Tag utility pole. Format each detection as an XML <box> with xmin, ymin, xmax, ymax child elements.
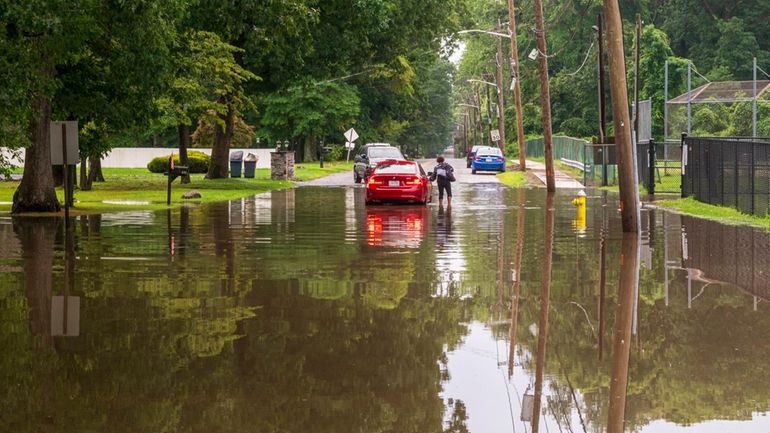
<box><xmin>604</xmin><ymin>0</ymin><xmax>640</xmax><ymax>233</ymax></box>
<box><xmin>634</xmin><ymin>14</ymin><xmax>641</xmax><ymax>139</ymax></box>
<box><xmin>495</xmin><ymin>24</ymin><xmax>507</xmax><ymax>153</ymax></box>
<box><xmin>463</xmin><ymin>107</ymin><xmax>469</xmax><ymax>156</ymax></box>
<box><xmin>506</xmin><ymin>0</ymin><xmax>526</xmax><ymax>170</ymax></box>
<box><xmin>596</xmin><ymin>14</ymin><xmax>607</xmax><ymax>142</ymax></box>
<box><xmin>533</xmin><ymin>0</ymin><xmax>555</xmax><ymax>191</ymax></box>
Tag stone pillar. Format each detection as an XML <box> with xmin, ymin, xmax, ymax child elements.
<box><xmin>271</xmin><ymin>151</ymin><xmax>295</xmax><ymax>180</ymax></box>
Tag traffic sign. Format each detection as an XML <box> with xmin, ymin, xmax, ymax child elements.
<box><xmin>344</xmin><ymin>127</ymin><xmax>359</xmax><ymax>143</ymax></box>
<box><xmin>345</xmin><ymin>141</ymin><xmax>354</xmax><ymax>149</ymax></box>
<box><xmin>490</xmin><ymin>129</ymin><xmax>501</xmax><ymax>142</ymax></box>
<box><xmin>50</xmin><ymin>121</ymin><xmax>79</xmax><ymax>165</ymax></box>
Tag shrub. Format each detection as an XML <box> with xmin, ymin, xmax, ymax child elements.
<box><xmin>326</xmin><ymin>143</ymin><xmax>345</xmax><ymax>161</ymax></box>
<box><xmin>147</xmin><ymin>150</ymin><xmax>211</xmax><ymax>173</ymax></box>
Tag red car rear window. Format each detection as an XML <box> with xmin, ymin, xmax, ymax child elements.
<box><xmin>374</xmin><ymin>163</ymin><xmax>417</xmax><ymax>174</ymax></box>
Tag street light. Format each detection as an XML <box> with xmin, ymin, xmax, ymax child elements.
<box><xmin>457</xmin><ymin>29</ymin><xmax>511</xmax><ymax>39</ymax></box>
<box><xmin>467</xmin><ymin>78</ymin><xmax>497</xmax><ymax>88</ymax></box>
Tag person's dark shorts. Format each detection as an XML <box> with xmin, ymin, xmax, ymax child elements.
<box><xmin>437</xmin><ymin>176</ymin><xmax>452</xmax><ymax>199</ymax></box>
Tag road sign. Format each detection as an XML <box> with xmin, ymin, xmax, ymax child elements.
<box><xmin>344</xmin><ymin>127</ymin><xmax>359</xmax><ymax>143</ymax></box>
<box><xmin>50</xmin><ymin>121</ymin><xmax>79</xmax><ymax>165</ymax></box>
<box><xmin>490</xmin><ymin>129</ymin><xmax>501</xmax><ymax>142</ymax></box>
<box><xmin>345</xmin><ymin>141</ymin><xmax>354</xmax><ymax>149</ymax></box>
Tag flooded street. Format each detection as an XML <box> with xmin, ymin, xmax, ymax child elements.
<box><xmin>3</xmin><ymin>183</ymin><xmax>770</xmax><ymax>432</ymax></box>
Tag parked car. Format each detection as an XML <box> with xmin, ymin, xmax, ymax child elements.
<box><xmin>471</xmin><ymin>146</ymin><xmax>505</xmax><ymax>173</ymax></box>
<box><xmin>353</xmin><ymin>143</ymin><xmax>405</xmax><ymax>183</ymax></box>
<box><xmin>365</xmin><ymin>159</ymin><xmax>432</xmax><ymax>205</ymax></box>
<box><xmin>466</xmin><ymin>145</ymin><xmax>485</xmax><ymax>168</ymax></box>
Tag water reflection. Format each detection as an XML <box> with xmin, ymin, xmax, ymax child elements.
<box><xmin>4</xmin><ymin>187</ymin><xmax>770</xmax><ymax>432</ymax></box>
<box><xmin>607</xmin><ymin>234</ymin><xmax>639</xmax><ymax>433</ymax></box>
<box><xmin>531</xmin><ymin>192</ymin><xmax>554</xmax><ymax>433</ymax></box>
<box><xmin>365</xmin><ymin>205</ymin><xmax>429</xmax><ymax>248</ymax></box>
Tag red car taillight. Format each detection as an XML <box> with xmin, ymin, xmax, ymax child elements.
<box><xmin>405</xmin><ymin>176</ymin><xmax>422</xmax><ymax>185</ymax></box>
<box><xmin>367</xmin><ymin>177</ymin><xmax>383</xmax><ymax>186</ymax></box>
<box><xmin>474</xmin><ymin>156</ymin><xmax>481</xmax><ymax>161</ymax></box>
<box><xmin>496</xmin><ymin>157</ymin><xmax>504</xmax><ymax>161</ymax></box>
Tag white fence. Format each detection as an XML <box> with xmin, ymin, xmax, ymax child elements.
<box><xmin>2</xmin><ymin>147</ymin><xmax>274</xmax><ymax>169</ymax></box>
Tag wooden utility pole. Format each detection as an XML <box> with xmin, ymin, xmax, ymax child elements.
<box><xmin>507</xmin><ymin>0</ymin><xmax>526</xmax><ymax>170</ymax></box>
<box><xmin>533</xmin><ymin>0</ymin><xmax>555</xmax><ymax>191</ymax></box>
<box><xmin>634</xmin><ymin>14</ymin><xmax>641</xmax><ymax>138</ymax></box>
<box><xmin>463</xmin><ymin>107</ymin><xmax>469</xmax><ymax>156</ymax></box>
<box><xmin>604</xmin><ymin>0</ymin><xmax>640</xmax><ymax>232</ymax></box>
<box><xmin>596</xmin><ymin>14</ymin><xmax>607</xmax><ymax>142</ymax></box>
<box><xmin>495</xmin><ymin>25</ymin><xmax>507</xmax><ymax>153</ymax></box>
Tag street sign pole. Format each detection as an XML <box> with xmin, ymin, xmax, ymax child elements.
<box><xmin>343</xmin><ymin>128</ymin><xmax>359</xmax><ymax>163</ymax></box>
<box><xmin>61</xmin><ymin>123</ymin><xmax>69</xmax><ymax>221</ymax></box>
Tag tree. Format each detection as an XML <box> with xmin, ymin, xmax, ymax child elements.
<box><xmin>260</xmin><ymin>82</ymin><xmax>360</xmax><ymax>162</ymax></box>
<box><xmin>5</xmin><ymin>0</ymin><xmax>184</xmax><ymax>212</ymax></box>
<box><xmin>156</xmin><ymin>30</ymin><xmax>258</xmax><ymax>181</ymax></box>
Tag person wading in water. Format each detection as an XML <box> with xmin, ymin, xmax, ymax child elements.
<box><xmin>430</xmin><ymin>156</ymin><xmax>455</xmax><ymax>207</ymax></box>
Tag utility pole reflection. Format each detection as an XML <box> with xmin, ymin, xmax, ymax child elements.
<box><xmin>531</xmin><ymin>192</ymin><xmax>554</xmax><ymax>433</ymax></box>
<box><xmin>607</xmin><ymin>233</ymin><xmax>640</xmax><ymax>433</ymax></box>
<box><xmin>508</xmin><ymin>188</ymin><xmax>525</xmax><ymax>377</ymax></box>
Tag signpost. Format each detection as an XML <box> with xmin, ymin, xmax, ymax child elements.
<box><xmin>50</xmin><ymin>121</ymin><xmax>78</xmax><ymax>214</ymax></box>
<box><xmin>344</xmin><ymin>127</ymin><xmax>359</xmax><ymax>162</ymax></box>
<box><xmin>491</xmin><ymin>129</ymin><xmax>501</xmax><ymax>144</ymax></box>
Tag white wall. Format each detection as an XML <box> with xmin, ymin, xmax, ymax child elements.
<box><xmin>3</xmin><ymin>147</ymin><xmax>275</xmax><ymax>169</ymax></box>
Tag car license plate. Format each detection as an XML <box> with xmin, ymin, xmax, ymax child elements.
<box><xmin>388</xmin><ymin>180</ymin><xmax>400</xmax><ymax>187</ymax></box>
<box><xmin>486</xmin><ymin>158</ymin><xmax>493</xmax><ymax>162</ymax></box>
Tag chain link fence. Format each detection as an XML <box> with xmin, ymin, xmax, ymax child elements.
<box><xmin>682</xmin><ymin>136</ymin><xmax>770</xmax><ymax>216</ymax></box>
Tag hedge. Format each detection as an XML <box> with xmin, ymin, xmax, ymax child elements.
<box><xmin>147</xmin><ymin>151</ymin><xmax>210</xmax><ymax>173</ymax></box>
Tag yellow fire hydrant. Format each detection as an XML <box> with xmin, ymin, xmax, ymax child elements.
<box><xmin>571</xmin><ymin>190</ymin><xmax>586</xmax><ymax>233</ymax></box>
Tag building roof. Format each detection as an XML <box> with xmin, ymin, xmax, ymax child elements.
<box><xmin>668</xmin><ymin>80</ymin><xmax>770</xmax><ymax>104</ymax></box>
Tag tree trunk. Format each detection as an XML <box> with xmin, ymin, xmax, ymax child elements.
<box><xmin>88</xmin><ymin>157</ymin><xmax>104</xmax><ymax>183</ymax></box>
<box><xmin>206</xmin><ymin>106</ymin><xmax>234</xmax><ymax>179</ymax></box>
<box><xmin>178</xmin><ymin>123</ymin><xmax>191</xmax><ymax>184</ymax></box>
<box><xmin>303</xmin><ymin>136</ymin><xmax>316</xmax><ymax>162</ymax></box>
<box><xmin>12</xmin><ymin>82</ymin><xmax>60</xmax><ymax>213</ymax></box>
<box><xmin>80</xmin><ymin>156</ymin><xmax>93</xmax><ymax>191</ymax></box>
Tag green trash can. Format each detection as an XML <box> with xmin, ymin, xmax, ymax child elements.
<box><xmin>243</xmin><ymin>153</ymin><xmax>257</xmax><ymax>178</ymax></box>
<box><xmin>230</xmin><ymin>151</ymin><xmax>243</xmax><ymax>178</ymax></box>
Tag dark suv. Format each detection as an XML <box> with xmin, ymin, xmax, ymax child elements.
<box><xmin>353</xmin><ymin>143</ymin><xmax>405</xmax><ymax>183</ymax></box>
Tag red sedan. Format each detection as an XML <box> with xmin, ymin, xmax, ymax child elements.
<box><xmin>365</xmin><ymin>159</ymin><xmax>432</xmax><ymax>205</ymax></box>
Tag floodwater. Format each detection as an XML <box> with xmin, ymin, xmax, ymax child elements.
<box><xmin>2</xmin><ymin>184</ymin><xmax>770</xmax><ymax>433</ymax></box>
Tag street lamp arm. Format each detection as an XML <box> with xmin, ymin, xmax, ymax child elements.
<box><xmin>467</xmin><ymin>78</ymin><xmax>497</xmax><ymax>87</ymax></box>
<box><xmin>458</xmin><ymin>29</ymin><xmax>511</xmax><ymax>39</ymax></box>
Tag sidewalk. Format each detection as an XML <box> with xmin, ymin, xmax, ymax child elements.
<box><xmin>525</xmin><ymin>159</ymin><xmax>585</xmax><ymax>189</ymax></box>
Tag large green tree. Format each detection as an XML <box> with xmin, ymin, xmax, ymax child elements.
<box><xmin>4</xmin><ymin>0</ymin><xmax>183</xmax><ymax>212</ymax></box>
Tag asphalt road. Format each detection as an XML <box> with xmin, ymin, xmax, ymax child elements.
<box><xmin>297</xmin><ymin>157</ymin><xmax>501</xmax><ymax>187</ymax></box>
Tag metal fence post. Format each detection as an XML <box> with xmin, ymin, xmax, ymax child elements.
<box><xmin>648</xmin><ymin>139</ymin><xmax>656</xmax><ymax>195</ymax></box>
<box><xmin>750</xmin><ymin>142</ymin><xmax>756</xmax><ymax>215</ymax></box>
<box><xmin>681</xmin><ymin>133</ymin><xmax>687</xmax><ymax>197</ymax></box>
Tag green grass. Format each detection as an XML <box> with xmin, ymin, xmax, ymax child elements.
<box><xmin>0</xmin><ymin>162</ymin><xmax>352</xmax><ymax>214</ymax></box>
<box><xmin>497</xmin><ymin>171</ymin><xmax>528</xmax><ymax>187</ymax></box>
<box><xmin>655</xmin><ymin>197</ymin><xmax>770</xmax><ymax>230</ymax></box>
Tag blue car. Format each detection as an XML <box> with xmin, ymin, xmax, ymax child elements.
<box><xmin>471</xmin><ymin>146</ymin><xmax>506</xmax><ymax>173</ymax></box>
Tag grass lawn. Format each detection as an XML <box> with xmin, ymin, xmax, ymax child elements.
<box><xmin>654</xmin><ymin>197</ymin><xmax>770</xmax><ymax>230</ymax></box>
<box><xmin>0</xmin><ymin>162</ymin><xmax>352</xmax><ymax>214</ymax></box>
<box><xmin>497</xmin><ymin>171</ymin><xmax>528</xmax><ymax>187</ymax></box>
